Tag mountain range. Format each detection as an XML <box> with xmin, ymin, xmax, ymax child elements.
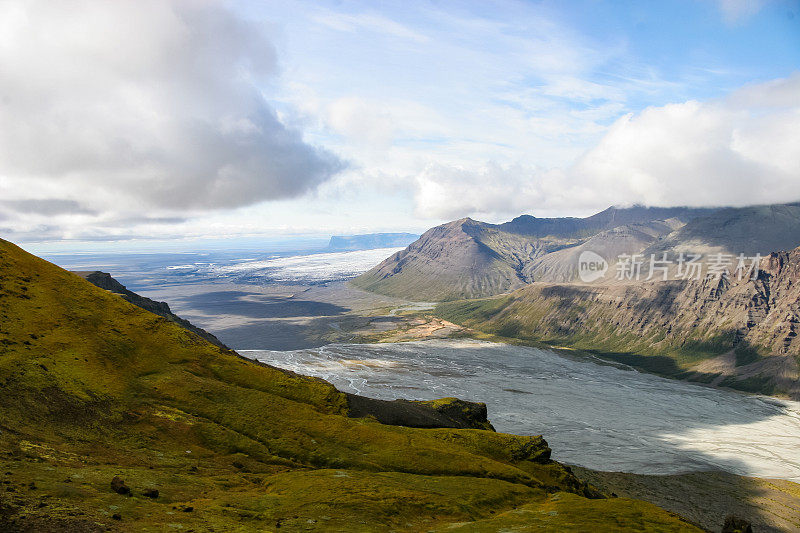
<box><xmin>352</xmin><ymin>205</ymin><xmax>729</xmax><ymax>300</ymax></box>
<box><xmin>354</xmin><ymin>203</ymin><xmax>800</xmax><ymax>301</ymax></box>
<box><xmin>354</xmin><ymin>202</ymin><xmax>800</xmax><ymax>399</ymax></box>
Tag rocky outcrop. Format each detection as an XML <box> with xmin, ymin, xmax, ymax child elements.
<box><xmin>346</xmin><ymin>394</ymin><xmax>495</xmax><ymax>430</ymax></box>
<box><xmin>73</xmin><ymin>270</ymin><xmax>228</xmax><ymax>349</ymax></box>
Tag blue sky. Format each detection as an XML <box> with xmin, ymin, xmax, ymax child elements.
<box><xmin>1</xmin><ymin>0</ymin><xmax>799</xmax><ymax>249</ymax></box>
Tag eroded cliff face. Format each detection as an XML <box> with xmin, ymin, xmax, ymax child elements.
<box><xmin>437</xmin><ymin>249</ymin><xmax>800</xmax><ymax>398</ymax></box>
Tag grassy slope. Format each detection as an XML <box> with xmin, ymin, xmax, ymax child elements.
<box><xmin>0</xmin><ymin>239</ymin><xmax>699</xmax><ymax>532</ymax></box>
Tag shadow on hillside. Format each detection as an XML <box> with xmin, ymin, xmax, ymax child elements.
<box><xmin>571</xmin><ymin>467</ymin><xmax>799</xmax><ymax>533</ymax></box>
<box><xmin>180</xmin><ymin>291</ymin><xmax>348</xmax><ymax>319</ymax></box>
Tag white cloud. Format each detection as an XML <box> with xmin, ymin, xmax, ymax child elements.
<box><xmin>3</xmin><ymin>1</ymin><xmax>795</xmax><ymax>244</ymax></box>
<box><xmin>326</xmin><ymin>97</ymin><xmax>397</xmax><ymax>147</ymax></box>
<box><xmin>0</xmin><ymin>0</ymin><xmax>342</xmax><ymax>233</ymax></box>
<box><xmin>715</xmin><ymin>0</ymin><xmax>768</xmax><ymax>25</ymax></box>
<box><xmin>313</xmin><ymin>11</ymin><xmax>429</xmax><ymax>43</ymax></box>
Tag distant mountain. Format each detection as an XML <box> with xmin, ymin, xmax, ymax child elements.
<box><xmin>327</xmin><ymin>232</ymin><xmax>418</xmax><ymax>251</ymax></box>
<box><xmin>585</xmin><ymin>202</ymin><xmax>800</xmax><ymax>284</ymax></box>
<box><xmin>499</xmin><ymin>205</ymin><xmax>717</xmax><ymax>239</ymax></box>
<box><xmin>352</xmin><ymin>218</ymin><xmax>555</xmax><ymax>301</ymax></box>
<box><xmin>644</xmin><ymin>202</ymin><xmax>800</xmax><ymax>257</ymax></box>
<box><xmin>372</xmin><ymin>201</ymin><xmax>800</xmax><ymax>399</ymax></box>
<box><xmin>353</xmin><ymin>205</ymin><xmax>716</xmax><ymax>300</ymax></box>
<box><xmin>73</xmin><ymin>270</ymin><xmax>228</xmax><ymax>348</ymax></box>
<box><xmin>530</xmin><ymin>220</ymin><xmax>683</xmax><ymax>283</ymax></box>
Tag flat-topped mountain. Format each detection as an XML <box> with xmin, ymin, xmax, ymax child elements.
<box><xmin>499</xmin><ymin>205</ymin><xmax>717</xmax><ymax>238</ymax></box>
<box><xmin>644</xmin><ymin>202</ymin><xmax>800</xmax><ymax>257</ymax></box>
<box><xmin>0</xmin><ymin>238</ymin><xmax>698</xmax><ymax>531</ymax></box>
<box><xmin>327</xmin><ymin>232</ymin><xmax>418</xmax><ymax>251</ymax></box>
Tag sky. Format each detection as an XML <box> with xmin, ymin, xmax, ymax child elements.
<box><xmin>1</xmin><ymin>0</ymin><xmax>799</xmax><ymax>249</ymax></box>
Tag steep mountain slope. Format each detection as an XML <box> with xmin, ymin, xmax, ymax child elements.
<box><xmin>352</xmin><ymin>218</ymin><xmax>552</xmax><ymax>301</ymax></box>
<box><xmin>437</xmin><ymin>249</ymin><xmax>800</xmax><ymax>399</ymax></box>
<box><xmin>356</xmin><ymin>203</ymin><xmax>800</xmax><ymax>301</ymax></box>
<box><xmin>74</xmin><ymin>270</ymin><xmax>228</xmax><ymax>348</ymax></box>
<box><xmin>354</xmin><ymin>206</ymin><xmax>715</xmax><ymax>301</ymax></box>
<box><xmin>0</xmin><ymin>238</ymin><xmax>698</xmax><ymax>531</ymax></box>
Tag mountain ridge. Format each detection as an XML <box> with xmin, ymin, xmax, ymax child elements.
<box><xmin>353</xmin><ymin>204</ymin><xmax>727</xmax><ymax>300</ymax></box>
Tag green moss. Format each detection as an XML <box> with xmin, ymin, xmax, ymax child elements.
<box><xmin>734</xmin><ymin>343</ymin><xmax>764</xmax><ymax>366</ymax></box>
<box><xmin>718</xmin><ymin>374</ymin><xmax>776</xmax><ymax>395</ymax></box>
<box><xmin>431</xmin><ymin>492</ymin><xmax>700</xmax><ymax>532</ymax></box>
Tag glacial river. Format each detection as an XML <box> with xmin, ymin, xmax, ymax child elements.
<box><xmin>243</xmin><ymin>339</ymin><xmax>800</xmax><ymax>481</ymax></box>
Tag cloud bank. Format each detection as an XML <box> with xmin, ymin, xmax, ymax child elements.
<box><xmin>414</xmin><ymin>74</ymin><xmax>800</xmax><ymax>220</ymax></box>
<box><xmin>0</xmin><ymin>0</ymin><xmax>342</xmax><ymax>227</ymax></box>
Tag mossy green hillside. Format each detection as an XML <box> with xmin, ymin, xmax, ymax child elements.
<box><xmin>0</xmin><ymin>239</ymin><xmax>699</xmax><ymax>531</ymax></box>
